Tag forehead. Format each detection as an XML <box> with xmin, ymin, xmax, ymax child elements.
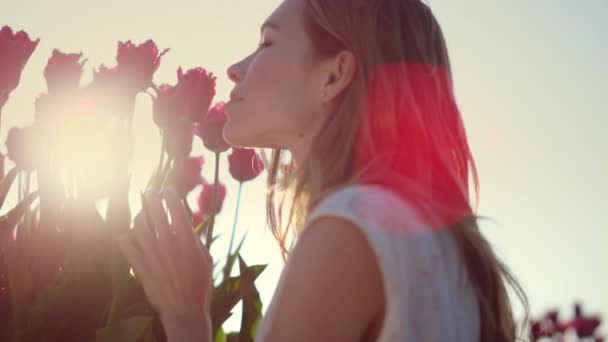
<box><xmin>265</xmin><ymin>0</ymin><xmax>305</xmax><ymax>30</ymax></box>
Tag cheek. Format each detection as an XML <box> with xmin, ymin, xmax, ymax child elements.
<box><xmin>224</xmin><ymin>50</ymin><xmax>318</xmax><ymax>147</ymax></box>
<box><xmin>248</xmin><ymin>52</ymin><xmax>296</xmax><ymax>106</ymax></box>
<box><xmin>248</xmin><ymin>51</ymin><xmax>313</xmax><ymax>120</ymax></box>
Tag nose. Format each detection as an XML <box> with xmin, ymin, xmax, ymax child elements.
<box><xmin>226</xmin><ymin>62</ymin><xmax>243</xmax><ymax>83</ymax></box>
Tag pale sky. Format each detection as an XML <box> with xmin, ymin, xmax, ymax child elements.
<box><xmin>1</xmin><ymin>0</ymin><xmax>606</xmax><ymax>335</ymax></box>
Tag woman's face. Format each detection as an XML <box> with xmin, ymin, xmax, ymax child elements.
<box><xmin>223</xmin><ymin>0</ymin><xmax>327</xmax><ymax>161</ymax></box>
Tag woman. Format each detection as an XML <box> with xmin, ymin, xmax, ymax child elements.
<box><xmin>118</xmin><ymin>0</ymin><xmax>530</xmax><ymax>340</ymax></box>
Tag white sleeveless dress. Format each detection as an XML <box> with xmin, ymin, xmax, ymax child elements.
<box><xmin>256</xmin><ymin>184</ymin><xmax>480</xmax><ymax>341</ymax></box>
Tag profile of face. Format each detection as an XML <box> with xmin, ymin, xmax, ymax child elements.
<box><xmin>224</xmin><ymin>0</ymin><xmax>355</xmax><ymax>162</ymax></box>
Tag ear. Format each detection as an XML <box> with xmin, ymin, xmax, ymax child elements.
<box><xmin>320</xmin><ymin>50</ymin><xmax>357</xmax><ymax>102</ymax></box>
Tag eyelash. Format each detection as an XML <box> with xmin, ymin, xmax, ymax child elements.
<box><xmin>257</xmin><ymin>41</ymin><xmax>272</xmax><ymax>50</ymax></box>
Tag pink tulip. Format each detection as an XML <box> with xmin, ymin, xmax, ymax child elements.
<box><xmin>165</xmin><ymin>117</ymin><xmax>195</xmax><ymax>159</ymax></box>
<box><xmin>176</xmin><ymin>66</ymin><xmax>216</xmax><ymax>123</ymax></box>
<box><xmin>5</xmin><ymin>126</ymin><xmax>38</xmax><ymax>170</ymax></box>
<box><xmin>192</xmin><ymin>211</ymin><xmax>206</xmax><ymax>229</ymax></box>
<box><xmin>153</xmin><ymin>83</ymin><xmax>183</xmax><ymax>128</ymax></box>
<box><xmin>167</xmin><ymin>156</ymin><xmax>204</xmax><ymax>197</ymax></box>
<box><xmin>195</xmin><ymin>102</ymin><xmax>231</xmax><ymax>153</ymax></box>
<box><xmin>43</xmin><ymin>49</ymin><xmax>86</xmax><ymax>95</ymax></box>
<box><xmin>197</xmin><ymin>182</ymin><xmax>226</xmax><ymax>216</ymax></box>
<box><xmin>86</xmin><ymin>64</ymin><xmax>136</xmax><ymax>116</ymax></box>
<box><xmin>0</xmin><ymin>25</ymin><xmax>39</xmax><ymax>109</ymax></box>
<box><xmin>228</xmin><ymin>147</ymin><xmax>265</xmax><ymax>182</ymax></box>
<box><xmin>116</xmin><ymin>39</ymin><xmax>168</xmax><ymax>92</ymax></box>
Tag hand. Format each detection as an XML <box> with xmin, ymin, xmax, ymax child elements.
<box><xmin>117</xmin><ymin>188</ymin><xmax>213</xmax><ymax>325</ymax></box>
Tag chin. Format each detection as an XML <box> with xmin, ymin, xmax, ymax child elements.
<box><xmin>223</xmin><ymin>122</ymin><xmax>258</xmax><ymax>148</ymax></box>
<box><xmin>224</xmin><ymin>116</ymin><xmax>290</xmax><ymax>150</ymax></box>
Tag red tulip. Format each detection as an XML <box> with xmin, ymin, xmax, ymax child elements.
<box><xmin>575</xmin><ymin>302</ymin><xmax>583</xmax><ymax>318</ymax></box>
<box><xmin>0</xmin><ymin>91</ymin><xmax>8</xmax><ymax>110</ymax></box>
<box><xmin>228</xmin><ymin>146</ymin><xmax>265</xmax><ymax>182</ymax></box>
<box><xmin>87</xmin><ymin>64</ymin><xmax>136</xmax><ymax>116</ymax></box>
<box><xmin>192</xmin><ymin>211</ymin><xmax>206</xmax><ymax>229</ymax></box>
<box><xmin>570</xmin><ymin>302</ymin><xmax>603</xmax><ymax>338</ymax></box>
<box><xmin>167</xmin><ymin>156</ymin><xmax>204</xmax><ymax>197</ymax></box>
<box><xmin>153</xmin><ymin>83</ymin><xmax>183</xmax><ymax>128</ymax></box>
<box><xmin>545</xmin><ymin>310</ymin><xmax>559</xmax><ymax>325</ymax></box>
<box><xmin>116</xmin><ymin>39</ymin><xmax>169</xmax><ymax>92</ymax></box>
<box><xmin>554</xmin><ymin>322</ymin><xmax>570</xmax><ymax>334</ymax></box>
<box><xmin>5</xmin><ymin>126</ymin><xmax>38</xmax><ymax>170</ymax></box>
<box><xmin>43</xmin><ymin>49</ymin><xmax>86</xmax><ymax>95</ymax></box>
<box><xmin>176</xmin><ymin>67</ymin><xmax>217</xmax><ymax>123</ymax></box>
<box><xmin>572</xmin><ymin>316</ymin><xmax>602</xmax><ymax>338</ymax></box>
<box><xmin>195</xmin><ymin>102</ymin><xmax>230</xmax><ymax>153</ymax></box>
<box><xmin>530</xmin><ymin>319</ymin><xmax>554</xmax><ymax>341</ymax></box>
<box><xmin>165</xmin><ymin>117</ymin><xmax>195</xmax><ymax>159</ymax></box>
<box><xmin>197</xmin><ymin>182</ymin><xmax>226</xmax><ymax>216</ymax></box>
<box><xmin>0</xmin><ymin>25</ymin><xmax>39</xmax><ymax>108</ymax></box>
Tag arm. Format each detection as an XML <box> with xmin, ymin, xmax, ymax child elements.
<box><xmin>161</xmin><ymin>216</ymin><xmax>385</xmax><ymax>342</ymax></box>
<box><xmin>256</xmin><ymin>216</ymin><xmax>385</xmax><ymax>342</ymax></box>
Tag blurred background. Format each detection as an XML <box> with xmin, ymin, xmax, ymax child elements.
<box><xmin>1</xmin><ymin>0</ymin><xmax>606</xmax><ymax>335</ymax></box>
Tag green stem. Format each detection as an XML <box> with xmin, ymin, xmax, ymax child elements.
<box><xmin>183</xmin><ymin>197</ymin><xmax>193</xmax><ymax>222</ymax></box>
<box><xmin>18</xmin><ymin>172</ymin><xmax>22</xmax><ymax>202</ymax></box>
<box><xmin>226</xmin><ymin>182</ymin><xmax>242</xmax><ymax>266</ymax></box>
<box><xmin>107</xmin><ymin>125</ymin><xmax>133</xmax><ymax>326</ymax></box>
<box><xmin>24</xmin><ymin>171</ymin><xmax>30</xmax><ymax>228</ymax></box>
<box><xmin>156</xmin><ymin>129</ymin><xmax>166</xmax><ymax>188</ymax></box>
<box><xmin>205</xmin><ymin>152</ymin><xmax>220</xmax><ymax>250</ymax></box>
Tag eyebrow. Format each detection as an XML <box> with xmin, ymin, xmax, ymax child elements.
<box><xmin>260</xmin><ymin>20</ymin><xmax>280</xmax><ymax>34</ymax></box>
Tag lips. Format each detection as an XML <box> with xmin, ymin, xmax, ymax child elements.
<box><xmin>229</xmin><ymin>92</ymin><xmax>244</xmax><ymax>102</ymax></box>
<box><xmin>225</xmin><ymin>99</ymin><xmax>240</xmax><ymax>113</ymax></box>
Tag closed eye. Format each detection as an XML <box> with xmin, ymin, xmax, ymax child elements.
<box><xmin>257</xmin><ymin>41</ymin><xmax>272</xmax><ymax>50</ymax></box>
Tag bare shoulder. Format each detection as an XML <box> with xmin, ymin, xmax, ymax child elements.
<box><xmin>257</xmin><ymin>216</ymin><xmax>385</xmax><ymax>342</ymax></box>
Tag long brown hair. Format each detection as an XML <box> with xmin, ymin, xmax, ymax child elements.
<box><xmin>265</xmin><ymin>0</ymin><xmax>530</xmax><ymax>340</ymax></box>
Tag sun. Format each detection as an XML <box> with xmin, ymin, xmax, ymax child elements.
<box><xmin>32</xmin><ymin>95</ymin><xmax>134</xmax><ymax>200</ymax></box>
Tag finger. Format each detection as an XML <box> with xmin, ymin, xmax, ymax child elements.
<box><xmin>166</xmin><ymin>188</ymin><xmax>214</xmax><ymax>278</ymax></box>
<box><xmin>144</xmin><ymin>190</ymin><xmax>176</xmax><ymax>248</ymax></box>
<box><xmin>142</xmin><ymin>191</ymin><xmax>182</xmax><ymax>287</ymax></box>
<box><xmin>118</xmin><ymin>232</ymin><xmax>162</xmax><ymax>310</ymax></box>
<box><xmin>118</xmin><ymin>231</ymin><xmax>153</xmax><ymax>285</ymax></box>
<box><xmin>132</xmin><ymin>211</ymin><xmax>165</xmax><ymax>276</ymax></box>
<box><xmin>163</xmin><ymin>188</ymin><xmax>201</xmax><ymax>256</ymax></box>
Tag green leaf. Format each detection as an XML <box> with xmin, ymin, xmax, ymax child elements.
<box><xmin>108</xmin><ymin>274</ymin><xmax>155</xmax><ymax>321</ymax></box>
<box><xmin>238</xmin><ymin>257</ymin><xmax>264</xmax><ymax>342</ymax></box>
<box><xmin>0</xmin><ymin>167</ymin><xmax>21</xmax><ymax>211</ymax></box>
<box><xmin>222</xmin><ymin>232</ymin><xmax>248</xmax><ymax>280</ymax></box>
<box><xmin>0</xmin><ymin>191</ymin><xmax>39</xmax><ymax>242</ymax></box>
<box><xmin>22</xmin><ymin>269</ymin><xmax>71</xmax><ymax>341</ymax></box>
<box><xmin>94</xmin><ymin>316</ymin><xmax>154</xmax><ymax>342</ymax></box>
<box><xmin>226</xmin><ymin>331</ymin><xmax>240</xmax><ymax>342</ymax></box>
<box><xmin>214</xmin><ymin>327</ymin><xmax>226</xmax><ymax>342</ymax></box>
<box><xmin>209</xmin><ymin>260</ymin><xmax>267</xmax><ymax>339</ymax></box>
<box><xmin>238</xmin><ymin>259</ymin><xmax>267</xmax><ymax>287</ymax></box>
<box><xmin>194</xmin><ymin>218</ymin><xmax>208</xmax><ymax>237</ymax></box>
<box><xmin>210</xmin><ymin>275</ymin><xmax>242</xmax><ymax>336</ymax></box>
